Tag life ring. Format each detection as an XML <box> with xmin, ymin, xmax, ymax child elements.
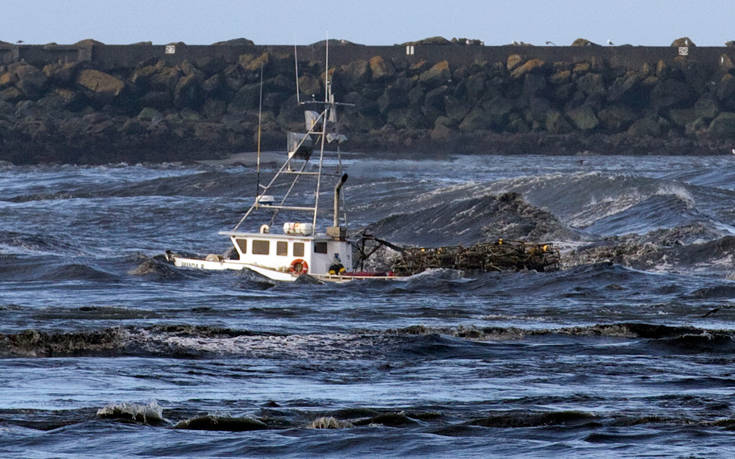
<box><xmin>289</xmin><ymin>258</ymin><xmax>309</xmax><ymax>275</ymax></box>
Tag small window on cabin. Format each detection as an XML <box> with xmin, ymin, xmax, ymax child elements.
<box><xmin>293</xmin><ymin>242</ymin><xmax>305</xmax><ymax>257</ymax></box>
<box><xmin>252</xmin><ymin>240</ymin><xmax>270</xmax><ymax>255</ymax></box>
<box><xmin>235</xmin><ymin>238</ymin><xmax>248</xmax><ymax>254</ymax></box>
<box><xmin>314</xmin><ymin>242</ymin><xmax>328</xmax><ymax>254</ymax></box>
<box><xmin>276</xmin><ymin>241</ymin><xmax>288</xmax><ymax>256</ymax></box>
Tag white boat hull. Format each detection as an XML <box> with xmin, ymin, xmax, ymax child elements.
<box><xmin>170</xmin><ymin>255</ymin><xmax>405</xmax><ymax>283</ymax></box>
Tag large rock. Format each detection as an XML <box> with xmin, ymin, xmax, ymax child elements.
<box><xmin>173</xmin><ymin>73</ymin><xmax>203</xmax><ymax>109</ymax></box>
<box><xmin>510</xmin><ymin>59</ymin><xmax>544</xmax><ymax>79</ymax></box>
<box><xmin>76</xmin><ymin>69</ymin><xmax>125</xmax><ymax>103</ymax></box>
<box><xmin>549</xmin><ymin>69</ymin><xmax>571</xmax><ymax>85</ymax></box>
<box><xmin>0</xmin><ymin>71</ymin><xmax>17</xmax><ymax>89</ymax></box>
<box><xmin>369</xmin><ymin>56</ymin><xmax>394</xmax><ymax>80</ymax></box>
<box><xmin>707</xmin><ymin>112</ymin><xmax>735</xmax><ymax>138</ymax></box>
<box><xmin>0</xmin><ymin>86</ymin><xmax>24</xmax><ymax>103</ymax></box>
<box><xmin>378</xmin><ymin>80</ymin><xmax>410</xmax><ymax>113</ymax></box>
<box><xmin>650</xmin><ymin>78</ymin><xmax>693</xmax><ymax>110</ymax></box>
<box><xmin>419</xmin><ymin>61</ymin><xmax>451</xmax><ymax>87</ymax></box>
<box><xmin>627</xmin><ymin>115</ymin><xmax>667</xmax><ymax>137</ymax></box>
<box><xmin>670</xmin><ymin>37</ymin><xmax>695</xmax><ymax>47</ymax></box>
<box><xmin>238</xmin><ymin>52</ymin><xmax>269</xmax><ymax>72</ymax></box>
<box><xmin>42</xmin><ymin>62</ymin><xmax>80</xmax><ymax>85</ymax></box>
<box><xmin>597</xmin><ymin>105</ymin><xmax>637</xmax><ymax>131</ymax></box>
<box><xmin>566</xmin><ymin>104</ymin><xmax>599</xmax><ymax>130</ymax></box>
<box><xmin>694</xmin><ymin>95</ymin><xmax>719</xmax><ymax>119</ymax></box>
<box><xmin>522</xmin><ymin>73</ymin><xmax>546</xmax><ymax>97</ymax></box>
<box><xmin>212</xmin><ymin>38</ymin><xmax>255</xmax><ymax>46</ymax></box>
<box><xmin>506</xmin><ymin>54</ymin><xmax>523</xmax><ymax>71</ymax></box>
<box><xmin>459</xmin><ymin>107</ymin><xmax>493</xmax><ymax>131</ymax></box>
<box><xmin>576</xmin><ymin>73</ymin><xmax>605</xmax><ymax>97</ymax></box>
<box><xmin>465</xmin><ymin>72</ymin><xmax>487</xmax><ymax>100</ymax></box>
<box><xmin>340</xmin><ymin>60</ymin><xmax>370</xmax><ymax>84</ymax></box>
<box><xmin>668</xmin><ymin>108</ymin><xmax>696</xmax><ymax>128</ymax></box>
<box><xmin>150</xmin><ymin>66</ymin><xmax>181</xmax><ymax>93</ymax></box>
<box><xmin>228</xmin><ymin>83</ymin><xmax>260</xmax><ymax>113</ymax></box>
<box><xmin>571</xmin><ymin>38</ymin><xmax>598</xmax><ymax>47</ymax></box>
<box><xmin>14</xmin><ymin>64</ymin><xmax>48</xmax><ymax>99</ymax></box>
<box><xmin>716</xmin><ymin>74</ymin><xmax>735</xmax><ymax>104</ymax></box>
<box><xmin>545</xmin><ymin>110</ymin><xmax>572</xmax><ymax>134</ymax></box>
<box><xmin>607</xmin><ymin>72</ymin><xmax>642</xmax><ymax>102</ymax></box>
<box><xmin>480</xmin><ymin>96</ymin><xmax>514</xmax><ymax>127</ymax></box>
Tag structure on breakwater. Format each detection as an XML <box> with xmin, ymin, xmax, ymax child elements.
<box><xmin>2</xmin><ymin>38</ymin><xmax>735</xmax><ymax>163</ymax></box>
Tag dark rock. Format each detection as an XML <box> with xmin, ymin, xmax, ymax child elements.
<box><xmin>419</xmin><ymin>61</ymin><xmax>451</xmax><ymax>87</ymax></box>
<box><xmin>627</xmin><ymin>115</ymin><xmax>667</xmax><ymax>137</ymax></box>
<box><xmin>369</xmin><ymin>56</ymin><xmax>394</xmax><ymax>80</ymax></box>
<box><xmin>668</xmin><ymin>108</ymin><xmax>696</xmax><ymax>128</ymax></box>
<box><xmin>0</xmin><ymin>86</ymin><xmax>24</xmax><ymax>103</ymax></box>
<box><xmin>130</xmin><ymin>64</ymin><xmax>158</xmax><ymax>90</ymax></box>
<box><xmin>650</xmin><ymin>78</ymin><xmax>693</xmax><ymax>110</ymax></box>
<box><xmin>708</xmin><ymin>112</ymin><xmax>735</xmax><ymax>138</ymax></box>
<box><xmin>511</xmin><ymin>59</ymin><xmax>544</xmax><ymax>79</ymax></box>
<box><xmin>297</xmin><ymin>74</ymin><xmax>321</xmax><ymax>98</ymax></box>
<box><xmin>238</xmin><ymin>52</ymin><xmax>269</xmax><ymax>72</ymax></box>
<box><xmin>527</xmin><ymin>97</ymin><xmax>551</xmax><ymax>122</ymax></box>
<box><xmin>407</xmin><ymin>85</ymin><xmax>425</xmax><ymax>106</ymax></box>
<box><xmin>340</xmin><ymin>60</ymin><xmax>370</xmax><ymax>84</ymax></box>
<box><xmin>173</xmin><ymin>73</ymin><xmax>203</xmax><ymax>109</ymax></box>
<box><xmin>522</xmin><ymin>73</ymin><xmax>546</xmax><ymax>97</ymax></box>
<box><xmin>139</xmin><ymin>91</ymin><xmax>172</xmax><ymax>110</ymax></box>
<box><xmin>378</xmin><ymin>84</ymin><xmax>409</xmax><ymax>114</ymax></box>
<box><xmin>42</xmin><ymin>62</ymin><xmax>81</xmax><ymax>85</ymax></box>
<box><xmin>576</xmin><ymin>73</ymin><xmax>605</xmax><ymax>97</ymax></box>
<box><xmin>566</xmin><ymin>105</ymin><xmax>599</xmax><ymax>130</ymax></box>
<box><xmin>670</xmin><ymin>37</ymin><xmax>695</xmax><ymax>47</ymax></box>
<box><xmin>545</xmin><ymin>110</ymin><xmax>572</xmax><ymax>134</ymax></box>
<box><xmin>598</xmin><ymin>105</ymin><xmax>637</xmax><ymax>131</ymax></box>
<box><xmin>607</xmin><ymin>72</ymin><xmax>642</xmax><ymax>102</ymax></box>
<box><xmin>481</xmin><ymin>96</ymin><xmax>514</xmax><ymax>127</ymax></box>
<box><xmin>402</xmin><ymin>36</ymin><xmax>451</xmax><ymax>46</ymax></box>
<box><xmin>694</xmin><ymin>95</ymin><xmax>719</xmax><ymax>119</ymax></box>
<box><xmin>228</xmin><ymin>83</ymin><xmax>260</xmax><ymax>113</ymax></box>
<box><xmin>716</xmin><ymin>74</ymin><xmax>735</xmax><ymax>105</ymax></box>
<box><xmin>571</xmin><ymin>38</ymin><xmax>599</xmax><ymax>47</ymax></box>
<box><xmin>149</xmin><ymin>66</ymin><xmax>181</xmax><ymax>93</ymax></box>
<box><xmin>137</xmin><ymin>107</ymin><xmax>163</xmax><ymax>121</ymax></box>
<box><xmin>465</xmin><ymin>72</ymin><xmax>486</xmax><ymax>99</ymax></box>
<box><xmin>0</xmin><ymin>71</ymin><xmax>18</xmax><ymax>88</ymax></box>
<box><xmin>549</xmin><ymin>69</ymin><xmax>571</xmax><ymax>85</ymax></box>
<box><xmin>421</xmin><ymin>85</ymin><xmax>446</xmax><ymax>119</ymax></box>
<box><xmin>459</xmin><ymin>107</ymin><xmax>492</xmax><ymax>131</ymax></box>
<box><xmin>14</xmin><ymin>64</ymin><xmax>48</xmax><ymax>99</ymax></box>
<box><xmin>212</xmin><ymin>38</ymin><xmax>255</xmax><ymax>46</ymax></box>
<box><xmin>572</xmin><ymin>62</ymin><xmax>591</xmax><ymax>75</ymax></box>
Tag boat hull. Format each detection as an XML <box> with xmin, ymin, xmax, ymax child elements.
<box><xmin>170</xmin><ymin>255</ymin><xmax>405</xmax><ymax>283</ymax></box>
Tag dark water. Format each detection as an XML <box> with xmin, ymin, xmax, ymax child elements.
<box><xmin>2</xmin><ymin>154</ymin><xmax>735</xmax><ymax>457</ymax></box>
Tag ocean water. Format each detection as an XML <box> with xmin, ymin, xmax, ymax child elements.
<box><xmin>1</xmin><ymin>154</ymin><xmax>735</xmax><ymax>457</ymax></box>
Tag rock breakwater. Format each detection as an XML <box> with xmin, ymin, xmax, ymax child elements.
<box><xmin>2</xmin><ymin>38</ymin><xmax>735</xmax><ymax>163</ymax></box>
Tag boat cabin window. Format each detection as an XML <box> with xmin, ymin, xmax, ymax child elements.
<box><xmin>276</xmin><ymin>241</ymin><xmax>288</xmax><ymax>256</ymax></box>
<box><xmin>293</xmin><ymin>242</ymin><xmax>304</xmax><ymax>257</ymax></box>
<box><xmin>314</xmin><ymin>241</ymin><xmax>328</xmax><ymax>254</ymax></box>
<box><xmin>235</xmin><ymin>238</ymin><xmax>247</xmax><ymax>254</ymax></box>
<box><xmin>252</xmin><ymin>240</ymin><xmax>270</xmax><ymax>255</ymax></box>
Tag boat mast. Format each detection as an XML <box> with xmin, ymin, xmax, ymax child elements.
<box><xmin>311</xmin><ymin>36</ymin><xmax>329</xmax><ymax>230</ymax></box>
<box><xmin>255</xmin><ymin>64</ymin><xmax>263</xmax><ymax>198</ymax></box>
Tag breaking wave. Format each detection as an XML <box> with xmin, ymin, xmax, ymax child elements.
<box><xmin>3</xmin><ymin>322</ymin><xmax>735</xmax><ymax>359</ymax></box>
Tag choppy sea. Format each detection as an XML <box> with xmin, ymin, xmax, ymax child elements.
<box><xmin>2</xmin><ymin>153</ymin><xmax>735</xmax><ymax>457</ymax></box>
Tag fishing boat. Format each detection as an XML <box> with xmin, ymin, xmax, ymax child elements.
<box><xmin>166</xmin><ymin>47</ymin><xmax>402</xmax><ymax>283</ymax></box>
